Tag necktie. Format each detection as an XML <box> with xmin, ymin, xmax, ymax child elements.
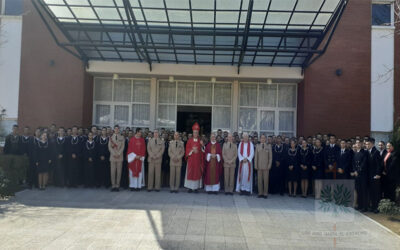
<box><xmin>115</xmin><ymin>135</ymin><xmax>117</xmax><ymax>141</ymax></box>
<box><xmin>230</xmin><ymin>142</ymin><xmax>231</xmax><ymax>149</ymax></box>
<box><xmin>262</xmin><ymin>144</ymin><xmax>264</xmax><ymax>149</ymax></box>
<box><xmin>155</xmin><ymin>139</ymin><xmax>157</xmax><ymax>144</ymax></box>
<box><xmin>176</xmin><ymin>141</ymin><xmax>177</xmax><ymax>147</ymax></box>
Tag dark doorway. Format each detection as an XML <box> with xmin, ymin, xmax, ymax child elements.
<box><xmin>177</xmin><ymin>106</ymin><xmax>211</xmax><ymax>134</ymax></box>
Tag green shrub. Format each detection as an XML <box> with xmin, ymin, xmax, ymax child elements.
<box><xmin>0</xmin><ymin>154</ymin><xmax>28</xmax><ymax>197</ymax></box>
<box><xmin>378</xmin><ymin>199</ymin><xmax>400</xmax><ymax>216</ymax></box>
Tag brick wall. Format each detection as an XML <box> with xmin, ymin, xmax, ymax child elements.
<box><xmin>298</xmin><ymin>0</ymin><xmax>371</xmax><ymax>138</ymax></box>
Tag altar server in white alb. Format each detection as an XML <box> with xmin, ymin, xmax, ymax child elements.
<box><xmin>236</xmin><ymin>132</ymin><xmax>254</xmax><ymax>194</ymax></box>
<box><xmin>127</xmin><ymin>128</ymin><xmax>146</xmax><ymax>191</ymax></box>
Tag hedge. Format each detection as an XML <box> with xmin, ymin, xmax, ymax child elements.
<box><xmin>0</xmin><ymin>154</ymin><xmax>28</xmax><ymax>197</ymax></box>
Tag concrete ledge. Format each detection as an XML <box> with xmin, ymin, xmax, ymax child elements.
<box><xmin>87</xmin><ymin>61</ymin><xmax>303</xmax><ymax>83</ymax></box>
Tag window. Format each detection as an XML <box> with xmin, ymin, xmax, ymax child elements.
<box><xmin>239</xmin><ymin>82</ymin><xmax>297</xmax><ymax>136</ymax></box>
<box><xmin>3</xmin><ymin>0</ymin><xmax>23</xmax><ymax>16</ymax></box>
<box><xmin>372</xmin><ymin>3</ymin><xmax>392</xmax><ymax>26</ymax></box>
<box><xmin>93</xmin><ymin>78</ymin><xmax>150</xmax><ymax>128</ymax></box>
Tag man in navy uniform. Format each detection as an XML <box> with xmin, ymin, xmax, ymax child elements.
<box><xmin>336</xmin><ymin>139</ymin><xmax>352</xmax><ymax>179</ymax></box>
<box><xmin>366</xmin><ymin>138</ymin><xmax>382</xmax><ymax>213</ymax></box>
<box><xmin>270</xmin><ymin>136</ymin><xmax>286</xmax><ymax>195</ymax></box>
<box><xmin>351</xmin><ymin>140</ymin><xmax>368</xmax><ymax>212</ymax></box>
<box><xmin>324</xmin><ymin>134</ymin><xmax>340</xmax><ymax>179</ymax></box>
<box><xmin>4</xmin><ymin>124</ymin><xmax>22</xmax><ymax>155</ymax></box>
<box><xmin>65</xmin><ymin>126</ymin><xmax>82</xmax><ymax>187</ymax></box>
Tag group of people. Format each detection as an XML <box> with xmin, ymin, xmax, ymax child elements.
<box><xmin>2</xmin><ymin>122</ymin><xmax>399</xmax><ymax>213</ymax></box>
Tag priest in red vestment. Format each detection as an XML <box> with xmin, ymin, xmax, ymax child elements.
<box><xmin>127</xmin><ymin>128</ymin><xmax>146</xmax><ymax>191</ymax></box>
<box><xmin>184</xmin><ymin>122</ymin><xmax>204</xmax><ymax>192</ymax></box>
<box><xmin>204</xmin><ymin>133</ymin><xmax>222</xmax><ymax>194</ymax></box>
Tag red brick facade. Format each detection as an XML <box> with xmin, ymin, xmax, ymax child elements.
<box><xmin>18</xmin><ymin>0</ymin><xmax>93</xmax><ymax>129</ymax></box>
<box><xmin>297</xmin><ymin>0</ymin><xmax>371</xmax><ymax>138</ymax></box>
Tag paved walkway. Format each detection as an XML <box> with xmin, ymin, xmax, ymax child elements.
<box><xmin>1</xmin><ymin>188</ymin><xmax>399</xmax><ymax>250</ymax></box>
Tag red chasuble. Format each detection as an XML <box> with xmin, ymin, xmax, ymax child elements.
<box><xmin>185</xmin><ymin>138</ymin><xmax>203</xmax><ymax>181</ymax></box>
<box><xmin>127</xmin><ymin>136</ymin><xmax>146</xmax><ymax>177</ymax></box>
<box><xmin>204</xmin><ymin>142</ymin><xmax>222</xmax><ymax>186</ymax></box>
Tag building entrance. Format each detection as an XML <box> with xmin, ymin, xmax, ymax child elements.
<box><xmin>176</xmin><ymin>106</ymin><xmax>211</xmax><ymax>134</ymax></box>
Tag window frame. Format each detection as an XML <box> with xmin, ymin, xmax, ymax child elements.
<box><xmin>371</xmin><ymin>1</ymin><xmax>395</xmax><ymax>28</ymax></box>
<box><xmin>239</xmin><ymin>82</ymin><xmax>297</xmax><ymax>136</ymax></box>
<box><xmin>92</xmin><ymin>77</ymin><xmax>151</xmax><ymax>128</ymax></box>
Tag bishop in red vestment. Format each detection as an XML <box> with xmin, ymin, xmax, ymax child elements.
<box><xmin>184</xmin><ymin>122</ymin><xmax>204</xmax><ymax>192</ymax></box>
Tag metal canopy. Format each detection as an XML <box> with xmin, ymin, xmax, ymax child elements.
<box><xmin>34</xmin><ymin>0</ymin><xmax>348</xmax><ymax>72</ymax></box>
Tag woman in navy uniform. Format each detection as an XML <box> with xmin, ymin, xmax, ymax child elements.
<box><xmin>34</xmin><ymin>132</ymin><xmax>52</xmax><ymax>190</ymax></box>
<box><xmin>299</xmin><ymin>140</ymin><xmax>312</xmax><ymax>198</ymax></box>
<box><xmin>311</xmin><ymin>139</ymin><xmax>325</xmax><ymax>199</ymax></box>
<box><xmin>382</xmin><ymin>142</ymin><xmax>399</xmax><ymax>201</ymax></box>
<box><xmin>286</xmin><ymin>140</ymin><xmax>300</xmax><ymax>197</ymax></box>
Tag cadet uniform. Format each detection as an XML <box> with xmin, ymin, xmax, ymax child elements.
<box><xmin>367</xmin><ymin>147</ymin><xmax>382</xmax><ymax>212</ymax></box>
<box><xmin>254</xmin><ymin>142</ymin><xmax>272</xmax><ymax>197</ymax></box>
<box><xmin>147</xmin><ymin>138</ymin><xmax>165</xmax><ymax>191</ymax></box>
<box><xmin>270</xmin><ymin>144</ymin><xmax>286</xmax><ymax>195</ymax></box>
<box><xmin>353</xmin><ymin>149</ymin><xmax>368</xmax><ymax>211</ymax></box>
<box><xmin>222</xmin><ymin>141</ymin><xmax>237</xmax><ymax>194</ymax></box>
<box><xmin>4</xmin><ymin>134</ymin><xmax>21</xmax><ymax>155</ymax></box>
<box><xmin>108</xmin><ymin>133</ymin><xmax>125</xmax><ymax>190</ymax></box>
<box><xmin>53</xmin><ymin>136</ymin><xmax>66</xmax><ymax>187</ymax></box>
<box><xmin>168</xmin><ymin>139</ymin><xmax>185</xmax><ymax>191</ymax></box>
<box><xmin>324</xmin><ymin>144</ymin><xmax>340</xmax><ymax>179</ymax></box>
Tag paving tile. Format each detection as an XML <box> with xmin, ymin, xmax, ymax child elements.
<box><xmin>0</xmin><ymin>187</ymin><xmax>400</xmax><ymax>250</ymax></box>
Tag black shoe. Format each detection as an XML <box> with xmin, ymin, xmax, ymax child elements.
<box><xmin>374</xmin><ymin>209</ymin><xmax>379</xmax><ymax>214</ymax></box>
<box><xmin>263</xmin><ymin>195</ymin><xmax>268</xmax><ymax>199</ymax></box>
<box><xmin>214</xmin><ymin>191</ymin><xmax>218</xmax><ymax>195</ymax></box>
<box><xmin>155</xmin><ymin>190</ymin><xmax>160</xmax><ymax>192</ymax></box>
<box><xmin>147</xmin><ymin>189</ymin><xmax>152</xmax><ymax>192</ymax></box>
<box><xmin>225</xmin><ymin>192</ymin><xmax>229</xmax><ymax>195</ymax></box>
<box><xmin>130</xmin><ymin>188</ymin><xmax>135</xmax><ymax>191</ymax></box>
<box><xmin>207</xmin><ymin>191</ymin><xmax>212</xmax><ymax>194</ymax></box>
<box><xmin>170</xmin><ymin>190</ymin><xmax>174</xmax><ymax>193</ymax></box>
<box><xmin>188</xmin><ymin>189</ymin><xmax>193</xmax><ymax>193</ymax></box>
<box><xmin>240</xmin><ymin>191</ymin><xmax>244</xmax><ymax>196</ymax></box>
<box><xmin>257</xmin><ymin>195</ymin><xmax>263</xmax><ymax>198</ymax></box>
<box><xmin>111</xmin><ymin>188</ymin><xmax>115</xmax><ymax>192</ymax></box>
<box><xmin>116</xmin><ymin>188</ymin><xmax>120</xmax><ymax>192</ymax></box>
<box><xmin>194</xmin><ymin>189</ymin><xmax>198</xmax><ymax>193</ymax></box>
